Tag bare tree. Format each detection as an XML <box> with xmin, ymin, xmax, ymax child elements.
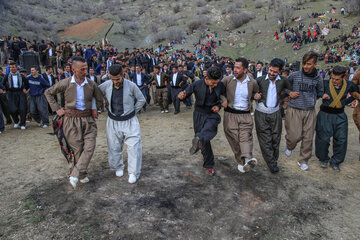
<box><xmin>254</xmin><ymin>0</ymin><xmax>264</xmax><ymax>8</ymax></box>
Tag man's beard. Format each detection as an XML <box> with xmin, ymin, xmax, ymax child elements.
<box><xmin>235</xmin><ymin>73</ymin><xmax>244</xmax><ymax>79</ymax></box>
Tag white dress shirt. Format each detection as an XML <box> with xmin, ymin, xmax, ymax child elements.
<box><xmin>12</xmin><ymin>75</ymin><xmax>19</xmax><ymax>88</ymax></box>
<box><xmin>156</xmin><ymin>74</ymin><xmax>161</xmax><ymax>86</ymax></box>
<box><xmin>256</xmin><ymin>71</ymin><xmax>263</xmax><ymax>78</ymax></box>
<box><xmin>266</xmin><ymin>74</ymin><xmax>280</xmax><ymax>108</ymax></box>
<box><xmin>46</xmin><ymin>74</ymin><xmax>52</xmax><ymax>86</ymax></box>
<box><xmin>256</xmin><ymin>74</ymin><xmax>281</xmax><ymax>114</ymax></box>
<box><xmin>233</xmin><ymin>75</ymin><xmax>250</xmax><ymax>110</ymax></box>
<box><xmin>90</xmin><ymin>75</ymin><xmax>95</xmax><ymax>82</ymax></box>
<box><xmin>71</xmin><ymin>76</ymin><xmax>96</xmax><ymax>110</ymax></box>
<box><xmin>136</xmin><ymin>73</ymin><xmax>142</xmax><ymax>86</ymax></box>
<box><xmin>172</xmin><ymin>72</ymin><xmax>178</xmax><ymax>86</ymax></box>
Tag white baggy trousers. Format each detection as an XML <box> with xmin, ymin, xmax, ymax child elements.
<box><xmin>106</xmin><ymin>116</ymin><xmax>142</xmax><ymax>178</ymax></box>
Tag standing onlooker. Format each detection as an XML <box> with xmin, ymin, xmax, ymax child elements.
<box><xmin>27</xmin><ymin>66</ymin><xmax>50</xmax><ymax>128</ymax></box>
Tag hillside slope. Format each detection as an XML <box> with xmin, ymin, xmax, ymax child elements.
<box><xmin>0</xmin><ymin>0</ymin><xmax>359</xmax><ymax>62</ymax></box>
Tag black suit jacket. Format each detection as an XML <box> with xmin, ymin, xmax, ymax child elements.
<box><xmin>169</xmin><ymin>73</ymin><xmax>187</xmax><ymax>88</ymax></box>
<box><xmin>86</xmin><ymin>74</ymin><xmax>99</xmax><ymax>84</ymax></box>
<box><xmin>42</xmin><ymin>73</ymin><xmax>55</xmax><ymax>86</ymax></box>
<box><xmin>184</xmin><ymin>79</ymin><xmax>225</xmax><ymax>109</ymax></box>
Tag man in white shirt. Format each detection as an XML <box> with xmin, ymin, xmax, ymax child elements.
<box><xmin>254</xmin><ymin>58</ymin><xmax>291</xmax><ymax>173</ymax></box>
<box><xmin>45</xmin><ymin>56</ymin><xmax>103</xmax><ymax>189</ymax></box>
<box><xmin>221</xmin><ymin>58</ymin><xmax>259</xmax><ymax>173</ymax></box>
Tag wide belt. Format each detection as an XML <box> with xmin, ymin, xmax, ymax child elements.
<box><xmin>320</xmin><ymin>105</ymin><xmax>344</xmax><ymax>114</ymax></box>
<box><xmin>64</xmin><ymin>109</ymin><xmax>92</xmax><ymax>117</ymax></box>
<box><xmin>224</xmin><ymin>107</ymin><xmax>250</xmax><ymax>114</ymax></box>
<box><xmin>108</xmin><ymin>110</ymin><xmax>135</xmax><ymax>121</ymax></box>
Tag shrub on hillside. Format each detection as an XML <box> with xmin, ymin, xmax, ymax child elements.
<box><xmin>162</xmin><ymin>16</ymin><xmax>177</xmax><ymax>27</ymax></box>
<box><xmin>148</xmin><ymin>22</ymin><xmax>159</xmax><ymax>33</ymax></box>
<box><xmin>196</xmin><ymin>0</ymin><xmax>206</xmax><ymax>7</ymax></box>
<box><xmin>172</xmin><ymin>3</ymin><xmax>181</xmax><ymax>13</ymax></box>
<box><xmin>229</xmin><ymin>12</ymin><xmax>255</xmax><ymax>29</ymax></box>
<box><xmin>254</xmin><ymin>0</ymin><xmax>264</xmax><ymax>8</ymax></box>
<box><xmin>342</xmin><ymin>0</ymin><xmax>360</xmax><ymax>15</ymax></box>
<box><xmin>188</xmin><ymin>18</ymin><xmax>205</xmax><ymax>33</ymax></box>
<box><xmin>197</xmin><ymin>6</ymin><xmax>211</xmax><ymax>14</ymax></box>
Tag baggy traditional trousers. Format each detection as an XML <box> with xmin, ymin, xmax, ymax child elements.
<box><xmin>8</xmin><ymin>91</ymin><xmax>27</xmax><ymax>126</ymax></box>
<box><xmin>193</xmin><ymin>110</ymin><xmax>221</xmax><ymax>168</ymax></box>
<box><xmin>106</xmin><ymin>116</ymin><xmax>142</xmax><ymax>178</ymax></box>
<box><xmin>285</xmin><ymin>107</ymin><xmax>316</xmax><ymax>164</ymax></box>
<box><xmin>223</xmin><ymin>111</ymin><xmax>253</xmax><ymax>165</ymax></box>
<box><xmin>29</xmin><ymin>95</ymin><xmax>49</xmax><ymax>125</ymax></box>
<box><xmin>315</xmin><ymin>111</ymin><xmax>348</xmax><ymax>165</ymax></box>
<box><xmin>63</xmin><ymin>116</ymin><xmax>97</xmax><ymax>179</ymax></box>
<box><xmin>255</xmin><ymin>110</ymin><xmax>282</xmax><ymax>166</ymax></box>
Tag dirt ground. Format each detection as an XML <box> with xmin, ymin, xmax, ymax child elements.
<box><xmin>59</xmin><ymin>18</ymin><xmax>110</xmax><ymax>40</ymax></box>
<box><xmin>0</xmin><ymin>100</ymin><xmax>360</xmax><ymax>240</ymax></box>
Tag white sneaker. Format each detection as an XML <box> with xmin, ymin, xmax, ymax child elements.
<box><xmin>20</xmin><ymin>126</ymin><xmax>26</xmax><ymax>130</ymax></box>
<box><xmin>0</xmin><ymin>131</ymin><xmax>2</xmax><ymax>134</ymax></box>
<box><xmin>69</xmin><ymin>176</ymin><xmax>78</xmax><ymax>189</ymax></box>
<box><xmin>244</xmin><ymin>157</ymin><xmax>257</xmax><ymax>172</ymax></box>
<box><xmin>250</xmin><ymin>112</ymin><xmax>254</xmax><ymax>116</ymax></box>
<box><xmin>115</xmin><ymin>169</ymin><xmax>124</xmax><ymax>177</ymax></box>
<box><xmin>42</xmin><ymin>124</ymin><xmax>48</xmax><ymax>128</ymax></box>
<box><xmin>14</xmin><ymin>123</ymin><xmax>20</xmax><ymax>129</ymax></box>
<box><xmin>79</xmin><ymin>177</ymin><xmax>90</xmax><ymax>183</ymax></box>
<box><xmin>161</xmin><ymin>110</ymin><xmax>165</xmax><ymax>113</ymax></box>
<box><xmin>285</xmin><ymin>148</ymin><xmax>292</xmax><ymax>157</ymax></box>
<box><xmin>128</xmin><ymin>174</ymin><xmax>137</xmax><ymax>184</ymax></box>
<box><xmin>165</xmin><ymin>110</ymin><xmax>169</xmax><ymax>113</ymax></box>
<box><xmin>297</xmin><ymin>162</ymin><xmax>309</xmax><ymax>171</ymax></box>
<box><xmin>237</xmin><ymin>164</ymin><xmax>246</xmax><ymax>173</ymax></box>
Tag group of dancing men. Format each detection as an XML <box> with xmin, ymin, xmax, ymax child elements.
<box><xmin>2</xmin><ymin>50</ymin><xmax>359</xmax><ymax>189</ymax></box>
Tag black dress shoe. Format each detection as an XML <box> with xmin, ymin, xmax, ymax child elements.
<box><xmin>268</xmin><ymin>164</ymin><xmax>279</xmax><ymax>173</ymax></box>
<box><xmin>174</xmin><ymin>111</ymin><xmax>180</xmax><ymax>115</ymax></box>
<box><xmin>189</xmin><ymin>136</ymin><xmax>201</xmax><ymax>155</ymax></box>
<box><xmin>331</xmin><ymin>164</ymin><xmax>340</xmax><ymax>172</ymax></box>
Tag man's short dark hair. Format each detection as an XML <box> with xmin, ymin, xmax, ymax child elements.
<box><xmin>72</xmin><ymin>56</ymin><xmax>86</xmax><ymax>63</ymax></box>
<box><xmin>269</xmin><ymin>58</ymin><xmax>285</xmax><ymax>71</ymax></box>
<box><xmin>109</xmin><ymin>64</ymin><xmax>123</xmax><ymax>76</ymax></box>
<box><xmin>154</xmin><ymin>65</ymin><xmax>160</xmax><ymax>70</ymax></box>
<box><xmin>135</xmin><ymin>64</ymin><xmax>142</xmax><ymax>68</ymax></box>
<box><xmin>332</xmin><ymin>65</ymin><xmax>347</xmax><ymax>77</ymax></box>
<box><xmin>9</xmin><ymin>62</ymin><xmax>16</xmax><ymax>66</ymax></box>
<box><xmin>45</xmin><ymin>66</ymin><xmax>52</xmax><ymax>71</ymax></box>
<box><xmin>302</xmin><ymin>51</ymin><xmax>319</xmax><ymax>64</ymax></box>
<box><xmin>235</xmin><ymin>58</ymin><xmax>249</xmax><ymax>69</ymax></box>
<box><xmin>206</xmin><ymin>66</ymin><xmax>222</xmax><ymax>80</ymax></box>
<box><xmin>31</xmin><ymin>66</ymin><xmax>39</xmax><ymax>71</ymax></box>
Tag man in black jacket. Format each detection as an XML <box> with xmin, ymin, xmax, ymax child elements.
<box><xmin>254</xmin><ymin>58</ymin><xmax>291</xmax><ymax>173</ymax></box>
<box><xmin>4</xmin><ymin>62</ymin><xmax>29</xmax><ymax>129</ymax></box>
<box><xmin>178</xmin><ymin>66</ymin><xmax>225</xmax><ymax>176</ymax></box>
<box><xmin>43</xmin><ymin>66</ymin><xmax>56</xmax><ymax>114</ymax></box>
<box><xmin>170</xmin><ymin>65</ymin><xmax>187</xmax><ymax>114</ymax></box>
<box><xmin>0</xmin><ymin>67</ymin><xmax>12</xmax><ymax>124</ymax></box>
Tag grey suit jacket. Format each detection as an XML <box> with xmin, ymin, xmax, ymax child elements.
<box><xmin>98</xmin><ymin>79</ymin><xmax>145</xmax><ymax>115</ymax></box>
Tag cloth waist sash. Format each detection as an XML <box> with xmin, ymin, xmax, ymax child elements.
<box><xmin>64</xmin><ymin>109</ymin><xmax>92</xmax><ymax>117</ymax></box>
<box><xmin>224</xmin><ymin>107</ymin><xmax>250</xmax><ymax>114</ymax></box>
<box><xmin>108</xmin><ymin>110</ymin><xmax>135</xmax><ymax>121</ymax></box>
<box><xmin>320</xmin><ymin>105</ymin><xmax>344</xmax><ymax>114</ymax></box>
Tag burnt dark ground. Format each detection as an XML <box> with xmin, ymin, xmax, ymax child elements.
<box><xmin>0</xmin><ymin>151</ymin><xmax>351</xmax><ymax>240</ymax></box>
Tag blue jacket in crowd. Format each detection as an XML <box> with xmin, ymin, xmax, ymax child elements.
<box><xmin>27</xmin><ymin>74</ymin><xmax>50</xmax><ymax>96</ymax></box>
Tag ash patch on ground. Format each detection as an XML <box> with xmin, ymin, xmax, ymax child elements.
<box><xmin>8</xmin><ymin>153</ymin><xmax>346</xmax><ymax>240</ymax></box>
